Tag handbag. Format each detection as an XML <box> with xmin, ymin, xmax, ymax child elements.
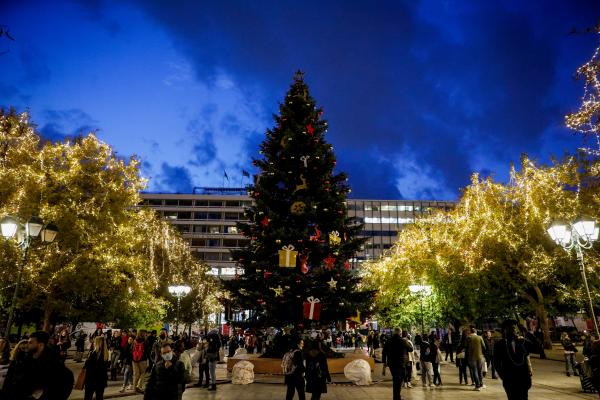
<box><xmin>74</xmin><ymin>368</ymin><xmax>86</xmax><ymax>390</ymax></box>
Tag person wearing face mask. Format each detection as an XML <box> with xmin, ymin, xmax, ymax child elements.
<box><xmin>493</xmin><ymin>320</ymin><xmax>535</xmax><ymax>400</ymax></box>
<box><xmin>152</xmin><ymin>329</ymin><xmax>171</xmax><ymax>367</ymax></box>
<box><xmin>144</xmin><ymin>343</ymin><xmax>185</xmax><ymax>400</ymax></box>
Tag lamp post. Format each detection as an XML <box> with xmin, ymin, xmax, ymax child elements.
<box><xmin>409</xmin><ymin>284</ymin><xmax>432</xmax><ymax>334</ymax></box>
<box><xmin>547</xmin><ymin>217</ymin><xmax>600</xmax><ymax>337</ymax></box>
<box><xmin>1</xmin><ymin>215</ymin><xmax>58</xmax><ymax>337</ymax></box>
<box><xmin>168</xmin><ymin>285</ymin><xmax>191</xmax><ymax>336</ymax></box>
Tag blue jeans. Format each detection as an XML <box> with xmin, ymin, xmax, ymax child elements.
<box><xmin>468</xmin><ymin>359</ymin><xmax>483</xmax><ymax>388</ymax></box>
<box><xmin>209</xmin><ymin>360</ymin><xmax>217</xmax><ymax>385</ymax></box>
<box><xmin>122</xmin><ymin>365</ymin><xmax>132</xmax><ymax>387</ymax></box>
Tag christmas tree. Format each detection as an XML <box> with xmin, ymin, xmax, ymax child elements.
<box><xmin>224</xmin><ymin>71</ymin><xmax>372</xmax><ymax>329</ymax></box>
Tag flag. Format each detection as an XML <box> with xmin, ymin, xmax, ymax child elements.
<box><xmin>223</xmin><ymin>170</ymin><xmax>229</xmax><ymax>181</ymax></box>
<box><xmin>242</xmin><ymin>170</ymin><xmax>250</xmax><ymax>177</ymax></box>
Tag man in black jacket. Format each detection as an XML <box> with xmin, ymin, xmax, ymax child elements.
<box><xmin>5</xmin><ymin>331</ymin><xmax>74</xmax><ymax>400</ymax></box>
<box><xmin>493</xmin><ymin>320</ymin><xmax>535</xmax><ymax>400</ymax></box>
<box><xmin>144</xmin><ymin>342</ymin><xmax>185</xmax><ymax>400</ymax></box>
<box><xmin>382</xmin><ymin>328</ymin><xmax>414</xmax><ymax>400</ymax></box>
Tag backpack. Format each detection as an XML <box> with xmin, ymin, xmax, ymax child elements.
<box><xmin>282</xmin><ymin>350</ymin><xmax>299</xmax><ymax>375</ymax></box>
<box><xmin>133</xmin><ymin>341</ymin><xmax>145</xmax><ymax>362</ymax></box>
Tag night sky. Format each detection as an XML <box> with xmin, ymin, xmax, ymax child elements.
<box><xmin>2</xmin><ymin>1</ymin><xmax>600</xmax><ymax>200</ymax></box>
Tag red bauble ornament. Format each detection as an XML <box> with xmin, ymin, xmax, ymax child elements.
<box><xmin>309</xmin><ymin>225</ymin><xmax>321</xmax><ymax>242</ymax></box>
<box><xmin>306</xmin><ymin>124</ymin><xmax>315</xmax><ymax>136</ymax></box>
<box><xmin>260</xmin><ymin>216</ymin><xmax>269</xmax><ymax>227</ymax></box>
<box><xmin>300</xmin><ymin>254</ymin><xmax>309</xmax><ymax>274</ymax></box>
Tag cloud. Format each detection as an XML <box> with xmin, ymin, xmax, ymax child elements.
<box><xmin>158</xmin><ymin>162</ymin><xmax>193</xmax><ymax>193</ymax></box>
<box><xmin>19</xmin><ymin>0</ymin><xmax>600</xmax><ymax>199</ymax></box>
<box><xmin>38</xmin><ymin>108</ymin><xmax>99</xmax><ymax>142</ymax></box>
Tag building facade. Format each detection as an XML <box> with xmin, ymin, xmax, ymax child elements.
<box><xmin>140</xmin><ymin>189</ymin><xmax>454</xmax><ymax>277</ymax></box>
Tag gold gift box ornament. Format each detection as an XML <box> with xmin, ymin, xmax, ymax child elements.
<box><xmin>278</xmin><ymin>244</ymin><xmax>298</xmax><ymax>268</ymax></box>
<box><xmin>329</xmin><ymin>231</ymin><xmax>341</xmax><ymax>246</ymax></box>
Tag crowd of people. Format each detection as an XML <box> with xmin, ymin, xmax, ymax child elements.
<box><xmin>2</xmin><ymin>322</ymin><xmax>600</xmax><ymax>400</ymax></box>
<box><xmin>0</xmin><ymin>326</ymin><xmax>224</xmax><ymax>400</ymax></box>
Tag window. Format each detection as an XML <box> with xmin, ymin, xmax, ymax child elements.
<box><xmin>225</xmin><ymin>200</ymin><xmax>240</xmax><ymax>207</ymax></box>
<box><xmin>221</xmin><ymin>268</ymin><xmax>238</xmax><ymax>276</ymax></box>
<box><xmin>208</xmin><ymin>212</ymin><xmax>222</xmax><ymax>220</ymax></box>
<box><xmin>194</xmin><ymin>212</ymin><xmax>208</xmax><ymax>220</ymax></box>
<box><xmin>208</xmin><ymin>226</ymin><xmax>221</xmax><ymax>234</ymax></box>
<box><xmin>195</xmin><ymin>200</ymin><xmax>209</xmax><ymax>207</ymax></box>
<box><xmin>364</xmin><ymin>217</ymin><xmax>414</xmax><ymax>224</ymax></box>
<box><xmin>208</xmin><ymin>200</ymin><xmax>223</xmax><ymax>207</ymax></box>
<box><xmin>191</xmin><ymin>238</ymin><xmax>206</xmax><ymax>246</ymax></box>
<box><xmin>223</xmin><ymin>239</ymin><xmax>238</xmax><ymax>247</ymax></box>
<box><xmin>163</xmin><ymin>211</ymin><xmax>178</xmax><ymax>220</ymax></box>
<box><xmin>224</xmin><ymin>212</ymin><xmax>239</xmax><ymax>220</ymax></box>
<box><xmin>165</xmin><ymin>199</ymin><xmax>178</xmax><ymax>206</ymax></box>
<box><xmin>179</xmin><ymin>200</ymin><xmax>193</xmax><ymax>206</ymax></box>
<box><xmin>176</xmin><ymin>225</ymin><xmax>190</xmax><ymax>234</ymax></box>
<box><xmin>227</xmin><ymin>226</ymin><xmax>239</xmax><ymax>234</ymax></box>
<box><xmin>240</xmin><ymin>201</ymin><xmax>253</xmax><ymax>207</ymax></box>
<box><xmin>207</xmin><ymin>239</ymin><xmax>221</xmax><ymax>247</ymax></box>
<box><xmin>177</xmin><ymin>211</ymin><xmax>192</xmax><ymax>219</ymax></box>
<box><xmin>204</xmin><ymin>252</ymin><xmax>221</xmax><ymax>261</ymax></box>
<box><xmin>147</xmin><ymin>199</ymin><xmax>163</xmax><ymax>206</ymax></box>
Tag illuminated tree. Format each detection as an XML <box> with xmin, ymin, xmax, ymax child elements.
<box><xmin>365</xmin><ymin>156</ymin><xmax>599</xmax><ymax>349</ymax></box>
<box><xmin>0</xmin><ymin>108</ymin><xmax>217</xmax><ymax>331</ymax></box>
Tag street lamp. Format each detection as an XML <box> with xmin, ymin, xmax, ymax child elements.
<box><xmin>409</xmin><ymin>284</ymin><xmax>432</xmax><ymax>334</ymax></box>
<box><xmin>168</xmin><ymin>285</ymin><xmax>191</xmax><ymax>336</ymax></box>
<box><xmin>1</xmin><ymin>215</ymin><xmax>58</xmax><ymax>337</ymax></box>
<box><xmin>547</xmin><ymin>217</ymin><xmax>600</xmax><ymax>337</ymax></box>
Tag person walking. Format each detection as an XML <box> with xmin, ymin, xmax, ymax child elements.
<box><xmin>57</xmin><ymin>331</ymin><xmax>70</xmax><ymax>364</ymax></box>
<box><xmin>119</xmin><ymin>336</ymin><xmax>135</xmax><ymax>392</ymax></box>
<box><xmin>83</xmin><ymin>335</ymin><xmax>110</xmax><ymax>400</ymax></box>
<box><xmin>1</xmin><ymin>339</ymin><xmax>29</xmax><ymax>399</ymax></box>
<box><xmin>418</xmin><ymin>338</ymin><xmax>434</xmax><ymax>387</ymax></box>
<box><xmin>432</xmin><ymin>337</ymin><xmax>443</xmax><ymax>386</ymax></box>
<box><xmin>109</xmin><ymin>330</ymin><xmax>123</xmax><ymax>381</ymax></box>
<box><xmin>483</xmin><ymin>330</ymin><xmax>497</xmax><ymax>379</ymax></box>
<box><xmin>305</xmin><ymin>340</ymin><xmax>331</xmax><ymax>400</ymax></box>
<box><xmin>443</xmin><ymin>328</ymin><xmax>454</xmax><ymax>362</ymax></box>
<box><xmin>586</xmin><ymin>339</ymin><xmax>600</xmax><ymax>395</ymax></box>
<box><xmin>456</xmin><ymin>329</ymin><xmax>469</xmax><ymax>385</ymax></box>
<box><xmin>466</xmin><ymin>326</ymin><xmax>486</xmax><ymax>390</ymax></box>
<box><xmin>132</xmin><ymin>332</ymin><xmax>149</xmax><ymax>393</ymax></box>
<box><xmin>283</xmin><ymin>338</ymin><xmax>305</xmax><ymax>400</ymax></box>
<box><xmin>382</xmin><ymin>328</ymin><xmax>413</xmax><ymax>400</ymax></box>
<box><xmin>75</xmin><ymin>330</ymin><xmax>87</xmax><ymax>362</ymax></box>
<box><xmin>206</xmin><ymin>330</ymin><xmax>221</xmax><ymax>391</ymax></box>
<box><xmin>195</xmin><ymin>337</ymin><xmax>210</xmax><ymax>388</ymax></box>
<box><xmin>24</xmin><ymin>331</ymin><xmax>74</xmax><ymax>400</ymax></box>
<box><xmin>494</xmin><ymin>319</ymin><xmax>535</xmax><ymax>400</ymax></box>
<box><xmin>175</xmin><ymin>340</ymin><xmax>192</xmax><ymax>388</ymax></box>
<box><xmin>561</xmin><ymin>333</ymin><xmax>579</xmax><ymax>377</ymax></box>
<box><xmin>144</xmin><ymin>342</ymin><xmax>185</xmax><ymax>400</ymax></box>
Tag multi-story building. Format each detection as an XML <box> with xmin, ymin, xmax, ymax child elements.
<box><xmin>140</xmin><ymin>188</ymin><xmax>454</xmax><ymax>277</ymax></box>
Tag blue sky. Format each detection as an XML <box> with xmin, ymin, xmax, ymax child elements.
<box><xmin>2</xmin><ymin>0</ymin><xmax>599</xmax><ymax>200</ymax></box>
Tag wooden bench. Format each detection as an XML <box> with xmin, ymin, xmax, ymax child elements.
<box><xmin>227</xmin><ymin>353</ymin><xmax>375</xmax><ymax>374</ymax></box>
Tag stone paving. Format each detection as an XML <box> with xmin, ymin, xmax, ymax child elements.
<box><xmin>67</xmin><ymin>354</ymin><xmax>597</xmax><ymax>399</ymax></box>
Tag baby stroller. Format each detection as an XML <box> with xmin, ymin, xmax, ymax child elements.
<box><xmin>576</xmin><ymin>361</ymin><xmax>597</xmax><ymax>393</ymax></box>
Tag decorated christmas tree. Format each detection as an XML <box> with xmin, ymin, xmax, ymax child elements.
<box><xmin>224</xmin><ymin>71</ymin><xmax>372</xmax><ymax>329</ymax></box>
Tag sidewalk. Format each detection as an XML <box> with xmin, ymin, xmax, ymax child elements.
<box><xmin>67</xmin><ymin>355</ymin><xmax>595</xmax><ymax>399</ymax></box>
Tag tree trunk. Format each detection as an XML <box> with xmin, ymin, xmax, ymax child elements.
<box><xmin>42</xmin><ymin>297</ymin><xmax>53</xmax><ymax>333</ymax></box>
<box><xmin>522</xmin><ymin>287</ymin><xmax>553</xmax><ymax>350</ymax></box>
<box><xmin>533</xmin><ymin>286</ymin><xmax>553</xmax><ymax>350</ymax></box>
